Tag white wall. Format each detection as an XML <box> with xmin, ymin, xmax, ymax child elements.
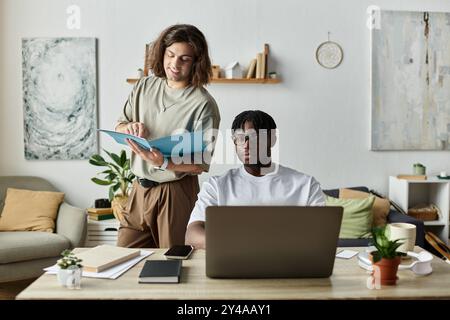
<box><xmin>1</xmin><ymin>0</ymin><xmax>450</xmax><ymax>208</ymax></box>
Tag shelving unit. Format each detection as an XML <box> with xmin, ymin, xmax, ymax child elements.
<box><xmin>126</xmin><ymin>78</ymin><xmax>281</xmax><ymax>85</ymax></box>
<box><xmin>389</xmin><ymin>176</ymin><xmax>450</xmax><ymax>245</ymax></box>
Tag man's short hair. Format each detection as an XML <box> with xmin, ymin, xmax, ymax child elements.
<box><xmin>231</xmin><ymin>110</ymin><xmax>277</xmax><ymax>132</ymax></box>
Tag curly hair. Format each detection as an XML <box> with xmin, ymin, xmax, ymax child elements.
<box><xmin>147</xmin><ymin>24</ymin><xmax>212</xmax><ymax>88</ymax></box>
<box><xmin>231</xmin><ymin>110</ymin><xmax>277</xmax><ymax>131</ymax></box>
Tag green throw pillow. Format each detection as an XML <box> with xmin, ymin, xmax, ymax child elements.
<box><xmin>326</xmin><ymin>195</ymin><xmax>375</xmax><ymax>239</ymax></box>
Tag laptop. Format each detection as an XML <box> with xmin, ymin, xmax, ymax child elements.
<box><xmin>205</xmin><ymin>206</ymin><xmax>343</xmax><ymax>278</ymax></box>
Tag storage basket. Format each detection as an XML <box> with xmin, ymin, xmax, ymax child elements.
<box><xmin>407</xmin><ymin>204</ymin><xmax>439</xmax><ymax>221</ymax></box>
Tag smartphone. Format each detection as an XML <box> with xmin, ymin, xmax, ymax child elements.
<box><xmin>164</xmin><ymin>245</ymin><xmax>194</xmax><ymax>260</ymax></box>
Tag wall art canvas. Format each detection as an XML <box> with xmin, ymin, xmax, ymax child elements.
<box><xmin>22</xmin><ymin>37</ymin><xmax>97</xmax><ymax>159</ymax></box>
<box><xmin>371</xmin><ymin>10</ymin><xmax>450</xmax><ymax>150</ymax></box>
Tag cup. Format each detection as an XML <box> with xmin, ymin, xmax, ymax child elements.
<box><xmin>388</xmin><ymin>223</ymin><xmax>416</xmax><ymax>255</ymax></box>
<box><xmin>440</xmin><ymin>171</ymin><xmax>447</xmax><ymax>178</ymax></box>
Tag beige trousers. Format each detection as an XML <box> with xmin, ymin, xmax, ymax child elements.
<box><xmin>117</xmin><ymin>175</ymin><xmax>199</xmax><ymax>248</ymax></box>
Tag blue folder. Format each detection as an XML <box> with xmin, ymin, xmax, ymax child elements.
<box><xmin>98</xmin><ymin>129</ymin><xmax>206</xmax><ymax>157</ymax></box>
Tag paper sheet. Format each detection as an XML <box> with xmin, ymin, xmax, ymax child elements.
<box><xmin>44</xmin><ymin>250</ymin><xmax>153</xmax><ymax>279</ymax></box>
<box><xmin>336</xmin><ymin>250</ymin><xmax>358</xmax><ymax>259</ymax></box>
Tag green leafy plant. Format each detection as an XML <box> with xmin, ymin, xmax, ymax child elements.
<box><xmin>57</xmin><ymin>250</ymin><xmax>82</xmax><ymax>269</ymax></box>
<box><xmin>89</xmin><ymin>149</ymin><xmax>135</xmax><ymax>201</ymax></box>
<box><xmin>370</xmin><ymin>226</ymin><xmax>406</xmax><ymax>263</ymax></box>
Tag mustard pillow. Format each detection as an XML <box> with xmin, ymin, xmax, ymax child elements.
<box><xmin>339</xmin><ymin>188</ymin><xmax>390</xmax><ymax>227</ymax></box>
<box><xmin>0</xmin><ymin>188</ymin><xmax>65</xmax><ymax>232</ymax></box>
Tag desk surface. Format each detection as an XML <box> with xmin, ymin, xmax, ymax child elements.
<box><xmin>17</xmin><ymin>247</ymin><xmax>450</xmax><ymax>300</ymax></box>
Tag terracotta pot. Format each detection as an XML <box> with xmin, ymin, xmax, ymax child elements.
<box><xmin>370</xmin><ymin>252</ymin><xmax>401</xmax><ymax>286</ymax></box>
<box><xmin>111</xmin><ymin>195</ymin><xmax>128</xmax><ymax>223</ymax></box>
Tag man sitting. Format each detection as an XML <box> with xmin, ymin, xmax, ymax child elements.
<box><xmin>185</xmin><ymin>110</ymin><xmax>325</xmax><ymax>249</ymax></box>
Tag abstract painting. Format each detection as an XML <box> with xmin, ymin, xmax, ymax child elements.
<box><xmin>371</xmin><ymin>10</ymin><xmax>450</xmax><ymax>150</ymax></box>
<box><xmin>22</xmin><ymin>37</ymin><xmax>97</xmax><ymax>159</ymax></box>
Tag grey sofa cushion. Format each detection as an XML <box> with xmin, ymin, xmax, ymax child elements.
<box><xmin>0</xmin><ymin>231</ymin><xmax>70</xmax><ymax>264</ymax></box>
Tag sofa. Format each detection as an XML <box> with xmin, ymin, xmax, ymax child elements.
<box><xmin>323</xmin><ymin>186</ymin><xmax>425</xmax><ymax>248</ymax></box>
<box><xmin>0</xmin><ymin>176</ymin><xmax>87</xmax><ymax>282</ymax></box>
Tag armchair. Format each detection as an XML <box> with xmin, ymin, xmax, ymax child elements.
<box><xmin>0</xmin><ymin>176</ymin><xmax>87</xmax><ymax>282</ymax></box>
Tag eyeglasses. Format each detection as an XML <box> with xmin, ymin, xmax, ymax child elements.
<box><xmin>232</xmin><ymin>132</ymin><xmax>268</xmax><ymax>145</ymax></box>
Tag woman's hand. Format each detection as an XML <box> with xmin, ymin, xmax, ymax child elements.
<box><xmin>124</xmin><ymin>122</ymin><xmax>149</xmax><ymax>138</ymax></box>
<box><xmin>127</xmin><ymin>139</ymin><xmax>164</xmax><ymax>167</ymax></box>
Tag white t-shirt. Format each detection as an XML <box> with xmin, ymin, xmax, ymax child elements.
<box><xmin>188</xmin><ymin>164</ymin><xmax>326</xmax><ymax>225</ymax></box>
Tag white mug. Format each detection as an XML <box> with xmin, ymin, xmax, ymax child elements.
<box><xmin>388</xmin><ymin>223</ymin><xmax>416</xmax><ymax>254</ymax></box>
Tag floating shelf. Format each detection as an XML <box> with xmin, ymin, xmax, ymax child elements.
<box><xmin>424</xmin><ymin>220</ymin><xmax>446</xmax><ymax>227</ymax></box>
<box><xmin>126</xmin><ymin>78</ymin><xmax>281</xmax><ymax>85</ymax></box>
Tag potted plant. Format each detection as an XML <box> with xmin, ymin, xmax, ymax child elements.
<box><xmin>57</xmin><ymin>249</ymin><xmax>83</xmax><ymax>289</ymax></box>
<box><xmin>369</xmin><ymin>226</ymin><xmax>406</xmax><ymax>286</ymax></box>
<box><xmin>89</xmin><ymin>149</ymin><xmax>135</xmax><ymax>222</ymax></box>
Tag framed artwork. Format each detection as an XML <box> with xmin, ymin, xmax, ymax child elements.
<box><xmin>371</xmin><ymin>10</ymin><xmax>450</xmax><ymax>150</ymax></box>
<box><xmin>22</xmin><ymin>37</ymin><xmax>97</xmax><ymax>159</ymax></box>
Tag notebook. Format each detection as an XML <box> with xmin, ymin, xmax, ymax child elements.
<box><xmin>74</xmin><ymin>245</ymin><xmax>140</xmax><ymax>272</ymax></box>
<box><xmin>138</xmin><ymin>260</ymin><xmax>182</xmax><ymax>283</ymax></box>
<box><xmin>98</xmin><ymin>129</ymin><xmax>206</xmax><ymax>157</ymax></box>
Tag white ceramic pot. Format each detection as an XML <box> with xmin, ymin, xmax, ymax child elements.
<box><xmin>57</xmin><ymin>267</ymin><xmax>82</xmax><ymax>289</ymax></box>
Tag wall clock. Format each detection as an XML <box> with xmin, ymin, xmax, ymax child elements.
<box><xmin>316</xmin><ymin>33</ymin><xmax>343</xmax><ymax>69</ymax></box>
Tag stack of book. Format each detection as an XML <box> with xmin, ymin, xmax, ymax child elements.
<box><xmin>396</xmin><ymin>174</ymin><xmax>427</xmax><ymax>181</ymax></box>
<box><xmin>246</xmin><ymin>43</ymin><xmax>270</xmax><ymax>79</ymax></box>
<box><xmin>75</xmin><ymin>245</ymin><xmax>141</xmax><ymax>272</ymax></box>
<box><xmin>87</xmin><ymin>207</ymin><xmax>115</xmax><ymax>221</ymax></box>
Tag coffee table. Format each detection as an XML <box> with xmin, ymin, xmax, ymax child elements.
<box><xmin>16</xmin><ymin>247</ymin><xmax>450</xmax><ymax>300</ymax></box>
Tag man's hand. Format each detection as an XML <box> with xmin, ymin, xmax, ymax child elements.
<box><xmin>185</xmin><ymin>221</ymin><xmax>206</xmax><ymax>249</ymax></box>
<box><xmin>117</xmin><ymin>122</ymin><xmax>149</xmax><ymax>138</ymax></box>
<box><xmin>126</xmin><ymin>139</ymin><xmax>164</xmax><ymax>167</ymax></box>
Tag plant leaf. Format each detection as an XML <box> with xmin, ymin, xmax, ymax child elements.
<box><xmin>112</xmin><ymin>182</ymin><xmax>121</xmax><ymax>192</ymax></box>
<box><xmin>91</xmin><ymin>177</ymin><xmax>113</xmax><ymax>186</ymax></box>
<box><xmin>89</xmin><ymin>158</ymin><xmax>108</xmax><ymax>167</ymax></box>
<box><xmin>120</xmin><ymin>150</ymin><xmax>127</xmax><ymax>167</ymax></box>
<box><xmin>104</xmin><ymin>149</ymin><xmax>122</xmax><ymax>167</ymax></box>
<box><xmin>108</xmin><ymin>187</ymin><xmax>114</xmax><ymax>201</ymax></box>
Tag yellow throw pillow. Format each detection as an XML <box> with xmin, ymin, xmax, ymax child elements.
<box><xmin>339</xmin><ymin>188</ymin><xmax>390</xmax><ymax>227</ymax></box>
<box><xmin>0</xmin><ymin>188</ymin><xmax>65</xmax><ymax>232</ymax></box>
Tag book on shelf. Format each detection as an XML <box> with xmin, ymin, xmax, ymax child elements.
<box><xmin>256</xmin><ymin>53</ymin><xmax>263</xmax><ymax>79</ymax></box>
<box><xmin>75</xmin><ymin>245</ymin><xmax>140</xmax><ymax>273</ymax></box>
<box><xmin>138</xmin><ymin>260</ymin><xmax>182</xmax><ymax>283</ymax></box>
<box><xmin>87</xmin><ymin>207</ymin><xmax>113</xmax><ymax>214</ymax></box>
<box><xmin>246</xmin><ymin>58</ymin><xmax>257</xmax><ymax>79</ymax></box>
<box><xmin>88</xmin><ymin>213</ymin><xmax>116</xmax><ymax>221</ymax></box>
<box><xmin>396</xmin><ymin>174</ymin><xmax>427</xmax><ymax>180</ymax></box>
<box><xmin>263</xmin><ymin>43</ymin><xmax>269</xmax><ymax>79</ymax></box>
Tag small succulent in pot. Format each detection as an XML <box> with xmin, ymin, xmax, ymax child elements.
<box><xmin>57</xmin><ymin>249</ymin><xmax>83</xmax><ymax>269</ymax></box>
<box><xmin>57</xmin><ymin>250</ymin><xmax>83</xmax><ymax>289</ymax></box>
<box><xmin>369</xmin><ymin>226</ymin><xmax>406</xmax><ymax>286</ymax></box>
